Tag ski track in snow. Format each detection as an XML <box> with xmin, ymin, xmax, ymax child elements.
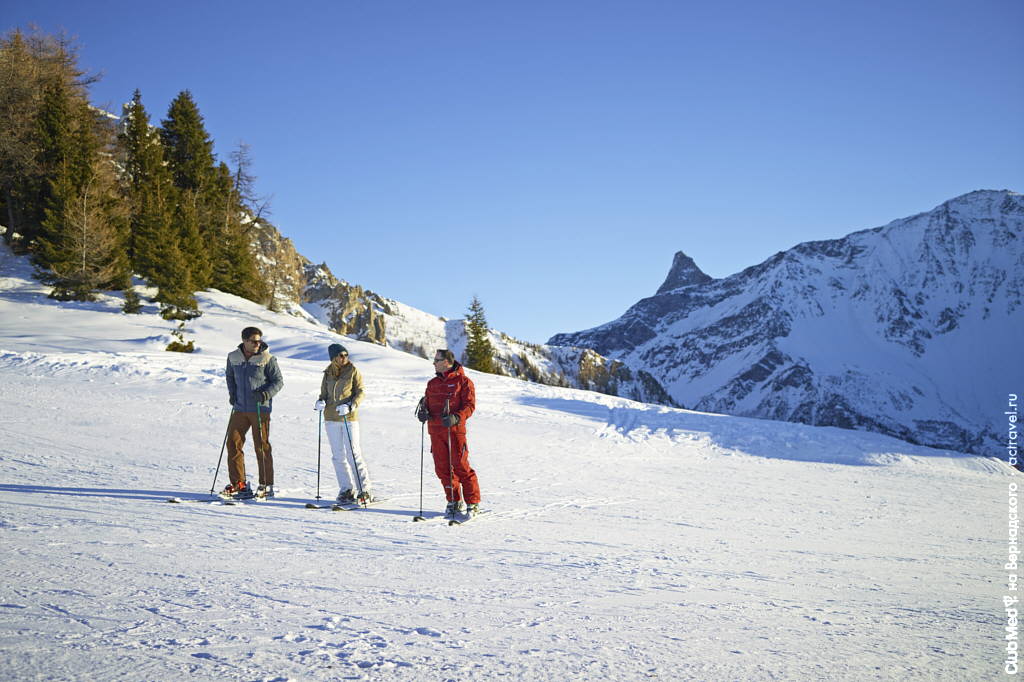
<box><xmin>0</xmin><ymin>248</ymin><xmax>1016</xmax><ymax>681</ymax></box>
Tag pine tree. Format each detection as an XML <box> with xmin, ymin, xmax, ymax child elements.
<box><xmin>0</xmin><ymin>30</ymin><xmax>40</xmax><ymax>243</ymax></box>
<box><xmin>32</xmin><ymin>79</ymin><xmax>81</xmax><ymax>249</ymax></box>
<box><xmin>154</xmin><ymin>236</ymin><xmax>199</xmax><ymax>320</ymax></box>
<box><xmin>218</xmin><ymin>217</ymin><xmax>265</xmax><ymax>299</ymax></box>
<box><xmin>32</xmin><ymin>83</ymin><xmax>127</xmax><ymax>299</ymax></box>
<box><xmin>158</xmin><ymin>91</ymin><xmax>217</xmax><ymax>295</ymax></box>
<box><xmin>119</xmin><ymin>90</ymin><xmax>176</xmax><ymax>282</ymax></box>
<box><xmin>0</xmin><ymin>28</ymin><xmax>95</xmax><ymax>246</ymax></box>
<box><xmin>122</xmin><ymin>287</ymin><xmax>143</xmax><ymax>313</ymax></box>
<box><xmin>157</xmin><ymin>91</ymin><xmax>267</xmax><ymax>304</ymax></box>
<box><xmin>36</xmin><ymin>150</ymin><xmax>127</xmax><ymax>300</ymax></box>
<box><xmin>159</xmin><ymin>90</ymin><xmax>214</xmax><ymax>193</ymax></box>
<box><xmin>208</xmin><ymin>160</ymin><xmax>264</xmax><ymax>299</ymax></box>
<box><xmin>172</xmin><ymin>191</ymin><xmax>211</xmax><ymax>290</ymax></box>
<box><xmin>465</xmin><ymin>296</ymin><xmax>497</xmax><ymax>374</ymax></box>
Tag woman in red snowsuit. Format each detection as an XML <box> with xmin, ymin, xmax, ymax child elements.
<box><xmin>419</xmin><ymin>349</ymin><xmax>480</xmax><ymax>514</ymax></box>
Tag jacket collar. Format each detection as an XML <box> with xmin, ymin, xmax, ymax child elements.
<box><xmin>325</xmin><ymin>361</ymin><xmax>354</xmax><ymax>377</ymax></box>
<box><xmin>435</xmin><ymin>362</ymin><xmax>464</xmax><ymax>379</ymax></box>
<box><xmin>238</xmin><ymin>341</ymin><xmax>269</xmax><ymax>358</ymax></box>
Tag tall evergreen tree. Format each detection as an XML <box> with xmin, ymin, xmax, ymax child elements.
<box><xmin>0</xmin><ymin>28</ymin><xmax>94</xmax><ymax>246</ymax></box>
<box><xmin>159</xmin><ymin>90</ymin><xmax>214</xmax><ymax>193</ymax></box>
<box><xmin>159</xmin><ymin>90</ymin><xmax>246</xmax><ymax>302</ymax></box>
<box><xmin>153</xmin><ymin>236</ymin><xmax>199</xmax><ymax>319</ymax></box>
<box><xmin>209</xmin><ymin>160</ymin><xmax>264</xmax><ymax>299</ymax></box>
<box><xmin>0</xmin><ymin>30</ymin><xmax>39</xmax><ymax>242</ymax></box>
<box><xmin>465</xmin><ymin>296</ymin><xmax>497</xmax><ymax>374</ymax></box>
<box><xmin>172</xmin><ymin>191</ymin><xmax>211</xmax><ymax>290</ymax></box>
<box><xmin>119</xmin><ymin>90</ymin><xmax>176</xmax><ymax>282</ymax></box>
<box><xmin>208</xmin><ymin>161</ymin><xmax>239</xmax><ymax>291</ymax></box>
<box><xmin>36</xmin><ymin>132</ymin><xmax>127</xmax><ymax>300</ymax></box>
<box><xmin>31</xmin><ymin>80</ymin><xmax>82</xmax><ymax>249</ymax></box>
<box><xmin>32</xmin><ymin>82</ymin><xmax>122</xmax><ymax>293</ymax></box>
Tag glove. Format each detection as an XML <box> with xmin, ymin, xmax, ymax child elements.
<box><xmin>253</xmin><ymin>390</ymin><xmax>269</xmax><ymax>404</ymax></box>
<box><xmin>416</xmin><ymin>398</ymin><xmax>429</xmax><ymax>423</ymax></box>
<box><xmin>314</xmin><ymin>400</ymin><xmax>326</xmax><ymax>412</ymax></box>
<box><xmin>442</xmin><ymin>414</ymin><xmax>460</xmax><ymax>427</ymax></box>
<box><xmin>336</xmin><ymin>403</ymin><xmax>351</xmax><ymax>417</ymax></box>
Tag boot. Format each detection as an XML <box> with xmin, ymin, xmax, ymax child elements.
<box><xmin>222</xmin><ymin>481</ymin><xmax>253</xmax><ymax>499</ymax></box>
<box><xmin>256</xmin><ymin>484</ymin><xmax>276</xmax><ymax>499</ymax></box>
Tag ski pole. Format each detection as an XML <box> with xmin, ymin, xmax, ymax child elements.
<box><xmin>341</xmin><ymin>413</ymin><xmax>366</xmax><ymax>506</ymax></box>
<box><xmin>413</xmin><ymin>420</ymin><xmax>426</xmax><ymax>522</ymax></box>
<box><xmin>445</xmin><ymin>397</ymin><xmax>456</xmax><ymax>514</ymax></box>
<box><xmin>256</xmin><ymin>400</ymin><xmax>272</xmax><ymax>494</ymax></box>
<box><xmin>256</xmin><ymin>401</ymin><xmax>264</xmax><ymax>479</ymax></box>
<box><xmin>316</xmin><ymin>408</ymin><xmax>323</xmax><ymax>501</ymax></box>
<box><xmin>209</xmin><ymin>409</ymin><xmax>234</xmax><ymax>495</ymax></box>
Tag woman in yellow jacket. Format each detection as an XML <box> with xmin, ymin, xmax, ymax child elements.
<box><xmin>314</xmin><ymin>344</ymin><xmax>374</xmax><ymax>504</ymax></box>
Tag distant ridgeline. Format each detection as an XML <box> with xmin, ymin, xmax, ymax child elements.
<box><xmin>549</xmin><ymin>190</ymin><xmax>1024</xmax><ymax>456</ymax></box>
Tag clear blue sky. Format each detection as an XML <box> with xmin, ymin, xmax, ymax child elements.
<box><xmin>6</xmin><ymin>1</ymin><xmax>1023</xmax><ymax>344</ymax></box>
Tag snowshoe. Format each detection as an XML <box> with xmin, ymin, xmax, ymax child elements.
<box><xmin>255</xmin><ymin>484</ymin><xmax>276</xmax><ymax>499</ymax></box>
<box><xmin>221</xmin><ymin>481</ymin><xmax>254</xmax><ymax>500</ymax></box>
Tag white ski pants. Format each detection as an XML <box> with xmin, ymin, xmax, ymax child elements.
<box><xmin>325</xmin><ymin>419</ymin><xmax>372</xmax><ymax>496</ymax></box>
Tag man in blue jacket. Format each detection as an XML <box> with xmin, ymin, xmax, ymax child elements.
<box><xmin>224</xmin><ymin>326</ymin><xmax>284</xmax><ymax>499</ymax></box>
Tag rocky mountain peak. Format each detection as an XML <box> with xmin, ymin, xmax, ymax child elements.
<box><xmin>656</xmin><ymin>251</ymin><xmax>713</xmax><ymax>294</ymax></box>
<box><xmin>549</xmin><ymin>190</ymin><xmax>1024</xmax><ymax>456</ymax></box>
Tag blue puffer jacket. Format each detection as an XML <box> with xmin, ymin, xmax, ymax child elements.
<box><xmin>225</xmin><ymin>341</ymin><xmax>284</xmax><ymax>413</ymax></box>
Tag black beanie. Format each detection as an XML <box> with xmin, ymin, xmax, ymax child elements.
<box><xmin>328</xmin><ymin>343</ymin><xmax>348</xmax><ymax>360</ymax></box>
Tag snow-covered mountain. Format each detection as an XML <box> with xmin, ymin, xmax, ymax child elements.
<box><xmin>0</xmin><ymin>238</ymin><xmax>1012</xmax><ymax>680</ymax></box>
<box><xmin>247</xmin><ymin>218</ymin><xmax>675</xmax><ymax>406</ymax></box>
<box><xmin>549</xmin><ymin>190</ymin><xmax>1023</xmax><ymax>455</ymax></box>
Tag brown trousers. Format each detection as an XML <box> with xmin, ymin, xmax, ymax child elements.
<box><xmin>227</xmin><ymin>411</ymin><xmax>273</xmax><ymax>486</ymax></box>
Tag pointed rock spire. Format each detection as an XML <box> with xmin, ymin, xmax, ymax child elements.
<box><xmin>656</xmin><ymin>251</ymin><xmax>712</xmax><ymax>294</ymax></box>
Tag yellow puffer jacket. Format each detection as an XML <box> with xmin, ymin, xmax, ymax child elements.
<box><xmin>319</xmin><ymin>363</ymin><xmax>364</xmax><ymax>422</ymax></box>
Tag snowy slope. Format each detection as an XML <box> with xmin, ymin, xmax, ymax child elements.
<box><xmin>550</xmin><ymin>190</ymin><xmax>1024</xmax><ymax>455</ymax></box>
<box><xmin>0</xmin><ymin>242</ymin><xmax>1015</xmax><ymax>681</ymax></box>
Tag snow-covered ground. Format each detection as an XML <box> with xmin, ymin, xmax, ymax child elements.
<box><xmin>0</xmin><ymin>244</ymin><xmax>1015</xmax><ymax>681</ymax></box>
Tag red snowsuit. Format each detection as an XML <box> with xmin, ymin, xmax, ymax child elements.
<box><xmin>424</xmin><ymin>363</ymin><xmax>480</xmax><ymax>504</ymax></box>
